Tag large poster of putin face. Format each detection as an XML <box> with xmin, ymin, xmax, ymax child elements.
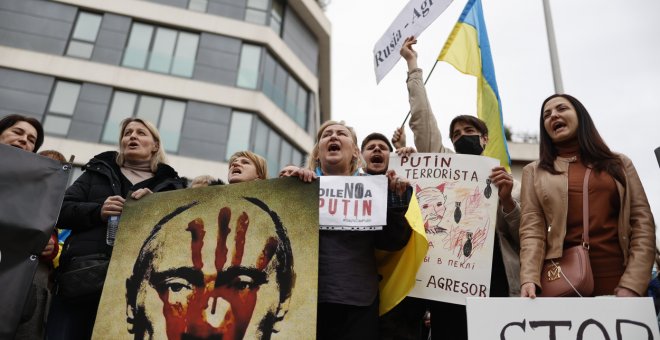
<box><xmin>93</xmin><ymin>178</ymin><xmax>319</xmax><ymax>340</ymax></box>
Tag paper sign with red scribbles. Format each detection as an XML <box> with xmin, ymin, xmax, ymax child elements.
<box><xmin>389</xmin><ymin>153</ymin><xmax>498</xmax><ymax>305</ymax></box>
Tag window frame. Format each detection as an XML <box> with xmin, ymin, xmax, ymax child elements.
<box><xmin>43</xmin><ymin>80</ymin><xmax>82</xmax><ymax>137</ymax></box>
<box><xmin>121</xmin><ymin>22</ymin><xmax>200</xmax><ymax>78</ymax></box>
<box><xmin>100</xmin><ymin>90</ymin><xmax>187</xmax><ymax>153</ymax></box>
<box><xmin>65</xmin><ymin>11</ymin><xmax>103</xmax><ymax>59</ymax></box>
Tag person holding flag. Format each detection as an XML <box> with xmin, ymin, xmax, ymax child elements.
<box><xmin>391</xmin><ymin>19</ymin><xmax>520</xmax><ymax>340</ymax></box>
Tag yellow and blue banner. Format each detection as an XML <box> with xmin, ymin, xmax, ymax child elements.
<box><xmin>376</xmin><ymin>194</ymin><xmax>428</xmax><ymax>315</ymax></box>
<box><xmin>438</xmin><ymin>0</ymin><xmax>511</xmax><ymax>171</ymax></box>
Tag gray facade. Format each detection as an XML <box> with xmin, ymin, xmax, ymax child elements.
<box><xmin>91</xmin><ymin>14</ymin><xmax>131</xmax><ymax>65</ymax></box>
<box><xmin>179</xmin><ymin>101</ymin><xmax>232</xmax><ymax>161</ymax></box>
<box><xmin>0</xmin><ymin>68</ymin><xmax>53</xmax><ymax>120</ymax></box>
<box><xmin>207</xmin><ymin>0</ymin><xmax>246</xmax><ymax>20</ymax></box>
<box><xmin>0</xmin><ymin>0</ymin><xmax>75</xmax><ymax>55</ymax></box>
<box><xmin>193</xmin><ymin>33</ymin><xmax>241</xmax><ymax>86</ymax></box>
<box><xmin>0</xmin><ymin>0</ymin><xmax>326</xmax><ymax>176</ymax></box>
<box><xmin>282</xmin><ymin>7</ymin><xmax>319</xmax><ymax>75</ymax></box>
<box><xmin>68</xmin><ymin>83</ymin><xmax>113</xmax><ymax>143</ymax></box>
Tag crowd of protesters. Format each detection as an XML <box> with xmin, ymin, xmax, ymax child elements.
<box><xmin>0</xmin><ymin>35</ymin><xmax>656</xmax><ymax>340</ymax></box>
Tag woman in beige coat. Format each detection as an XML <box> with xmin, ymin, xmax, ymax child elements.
<box><xmin>520</xmin><ymin>94</ymin><xmax>655</xmax><ymax>298</ymax></box>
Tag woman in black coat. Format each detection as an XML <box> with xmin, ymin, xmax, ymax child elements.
<box><xmin>47</xmin><ymin>118</ymin><xmax>186</xmax><ymax>340</ymax></box>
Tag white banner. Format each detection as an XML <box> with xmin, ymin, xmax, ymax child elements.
<box><xmin>467</xmin><ymin>297</ymin><xmax>660</xmax><ymax>340</ymax></box>
<box><xmin>319</xmin><ymin>176</ymin><xmax>388</xmax><ymax>230</ymax></box>
<box><xmin>373</xmin><ymin>0</ymin><xmax>454</xmax><ymax>83</ymax></box>
<box><xmin>389</xmin><ymin>153</ymin><xmax>498</xmax><ymax>304</ymax></box>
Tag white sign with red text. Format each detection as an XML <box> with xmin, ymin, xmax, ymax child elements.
<box><xmin>319</xmin><ymin>176</ymin><xmax>388</xmax><ymax>231</ymax></box>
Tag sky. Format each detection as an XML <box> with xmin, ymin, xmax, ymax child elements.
<box><xmin>325</xmin><ymin>0</ymin><xmax>660</xmax><ymax>231</ymax></box>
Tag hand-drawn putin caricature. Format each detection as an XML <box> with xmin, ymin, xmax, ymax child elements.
<box><xmin>125</xmin><ymin>197</ymin><xmax>295</xmax><ymax>340</ymax></box>
<box><xmin>416</xmin><ymin>183</ymin><xmax>448</xmax><ymax>235</ymax></box>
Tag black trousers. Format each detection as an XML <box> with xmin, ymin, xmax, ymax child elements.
<box><xmin>317</xmin><ymin>298</ymin><xmax>380</xmax><ymax>340</ymax></box>
<box><xmin>378</xmin><ymin>297</ymin><xmax>427</xmax><ymax>340</ymax></box>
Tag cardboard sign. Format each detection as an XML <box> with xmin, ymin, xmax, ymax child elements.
<box><xmin>467</xmin><ymin>297</ymin><xmax>660</xmax><ymax>340</ymax></box>
<box><xmin>389</xmin><ymin>153</ymin><xmax>499</xmax><ymax>304</ymax></box>
<box><xmin>319</xmin><ymin>175</ymin><xmax>388</xmax><ymax>230</ymax></box>
<box><xmin>373</xmin><ymin>0</ymin><xmax>454</xmax><ymax>83</ymax></box>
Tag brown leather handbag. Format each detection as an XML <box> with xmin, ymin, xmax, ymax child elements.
<box><xmin>540</xmin><ymin>168</ymin><xmax>595</xmax><ymax>297</ymax></box>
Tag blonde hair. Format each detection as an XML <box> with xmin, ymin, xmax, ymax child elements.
<box><xmin>306</xmin><ymin>120</ymin><xmax>361</xmax><ymax>175</ymax></box>
<box><xmin>191</xmin><ymin>175</ymin><xmax>214</xmax><ymax>188</ymax></box>
<box><xmin>116</xmin><ymin>118</ymin><xmax>167</xmax><ymax>172</ymax></box>
<box><xmin>228</xmin><ymin>151</ymin><xmax>268</xmax><ymax>180</ymax></box>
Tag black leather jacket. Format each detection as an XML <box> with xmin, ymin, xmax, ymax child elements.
<box><xmin>57</xmin><ymin>151</ymin><xmax>185</xmax><ymax>265</ymax></box>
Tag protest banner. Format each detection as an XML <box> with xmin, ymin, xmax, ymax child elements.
<box><xmin>319</xmin><ymin>175</ymin><xmax>387</xmax><ymax>230</ymax></box>
<box><xmin>467</xmin><ymin>297</ymin><xmax>660</xmax><ymax>339</ymax></box>
<box><xmin>373</xmin><ymin>0</ymin><xmax>454</xmax><ymax>83</ymax></box>
<box><xmin>0</xmin><ymin>144</ymin><xmax>70</xmax><ymax>338</ymax></box>
<box><xmin>93</xmin><ymin>178</ymin><xmax>319</xmax><ymax>340</ymax></box>
<box><xmin>389</xmin><ymin>153</ymin><xmax>498</xmax><ymax>305</ymax></box>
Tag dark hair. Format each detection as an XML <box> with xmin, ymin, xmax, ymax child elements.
<box><xmin>449</xmin><ymin>115</ymin><xmax>488</xmax><ymax>139</ymax></box>
<box><xmin>0</xmin><ymin>114</ymin><xmax>44</xmax><ymax>152</ymax></box>
<box><xmin>361</xmin><ymin>132</ymin><xmax>393</xmax><ymax>152</ymax></box>
<box><xmin>538</xmin><ymin>94</ymin><xmax>624</xmax><ymax>183</ymax></box>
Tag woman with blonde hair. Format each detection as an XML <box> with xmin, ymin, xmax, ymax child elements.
<box><xmin>48</xmin><ymin>117</ymin><xmax>186</xmax><ymax>339</ymax></box>
<box><xmin>227</xmin><ymin>150</ymin><xmax>268</xmax><ymax>183</ymax></box>
<box><xmin>285</xmin><ymin>120</ymin><xmax>411</xmax><ymax>340</ymax></box>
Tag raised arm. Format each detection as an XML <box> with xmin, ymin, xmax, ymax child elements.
<box><xmin>402</xmin><ymin>36</ymin><xmax>452</xmax><ymax>154</ymax></box>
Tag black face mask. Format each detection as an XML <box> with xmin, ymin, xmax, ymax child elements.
<box><xmin>453</xmin><ymin>135</ymin><xmax>484</xmax><ymax>155</ymax></box>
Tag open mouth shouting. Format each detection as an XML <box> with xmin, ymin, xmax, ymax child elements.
<box><xmin>327</xmin><ymin>142</ymin><xmax>341</xmax><ymax>152</ymax></box>
<box><xmin>551</xmin><ymin>121</ymin><xmax>567</xmax><ymax>134</ymax></box>
<box><xmin>369</xmin><ymin>154</ymin><xmax>384</xmax><ymax>165</ymax></box>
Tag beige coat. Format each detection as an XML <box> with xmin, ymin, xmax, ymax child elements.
<box><xmin>519</xmin><ymin>154</ymin><xmax>656</xmax><ymax>296</ymax></box>
<box><xmin>407</xmin><ymin>68</ymin><xmax>522</xmax><ymax>296</ymax></box>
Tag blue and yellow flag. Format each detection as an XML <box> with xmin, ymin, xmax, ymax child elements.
<box><xmin>439</xmin><ymin>0</ymin><xmax>511</xmax><ymax>171</ymax></box>
<box><xmin>376</xmin><ymin>194</ymin><xmax>428</xmax><ymax>315</ymax></box>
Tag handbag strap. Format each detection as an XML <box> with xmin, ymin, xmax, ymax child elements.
<box><xmin>582</xmin><ymin>167</ymin><xmax>592</xmax><ymax>248</ymax></box>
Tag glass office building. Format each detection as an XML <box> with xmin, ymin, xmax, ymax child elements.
<box><xmin>0</xmin><ymin>0</ymin><xmax>331</xmax><ymax>180</ymax></box>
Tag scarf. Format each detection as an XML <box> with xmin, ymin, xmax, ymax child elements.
<box><xmin>120</xmin><ymin>159</ymin><xmax>154</xmax><ymax>185</ymax></box>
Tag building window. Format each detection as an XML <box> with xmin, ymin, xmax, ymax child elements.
<box><xmin>269</xmin><ymin>0</ymin><xmax>284</xmax><ymax>34</ymax></box>
<box><xmin>66</xmin><ymin>12</ymin><xmax>102</xmax><ymax>59</ymax></box>
<box><xmin>102</xmin><ymin>91</ymin><xmax>186</xmax><ymax>152</ymax></box>
<box><xmin>238</xmin><ymin>47</ymin><xmax>312</xmax><ymax>130</ymax></box>
<box><xmin>245</xmin><ymin>0</ymin><xmax>269</xmax><ymax>25</ymax></box>
<box><xmin>188</xmin><ymin>0</ymin><xmax>208</xmax><ymax>12</ymax></box>
<box><xmin>225</xmin><ymin>111</ymin><xmax>253</xmax><ymax>160</ymax></box>
<box><xmin>237</xmin><ymin>44</ymin><xmax>262</xmax><ymax>89</ymax></box>
<box><xmin>122</xmin><ymin>23</ymin><xmax>199</xmax><ymax>77</ymax></box>
<box><xmin>43</xmin><ymin>81</ymin><xmax>81</xmax><ymax>136</ymax></box>
<box><xmin>224</xmin><ymin>112</ymin><xmax>305</xmax><ymax>176</ymax></box>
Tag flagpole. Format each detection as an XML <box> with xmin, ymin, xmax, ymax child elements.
<box><xmin>542</xmin><ymin>0</ymin><xmax>564</xmax><ymax>94</ymax></box>
<box><xmin>400</xmin><ymin>59</ymin><xmax>440</xmax><ymax>128</ymax></box>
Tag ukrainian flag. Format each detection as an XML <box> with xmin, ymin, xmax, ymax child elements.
<box><xmin>376</xmin><ymin>194</ymin><xmax>427</xmax><ymax>315</ymax></box>
<box><xmin>439</xmin><ymin>0</ymin><xmax>511</xmax><ymax>171</ymax></box>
